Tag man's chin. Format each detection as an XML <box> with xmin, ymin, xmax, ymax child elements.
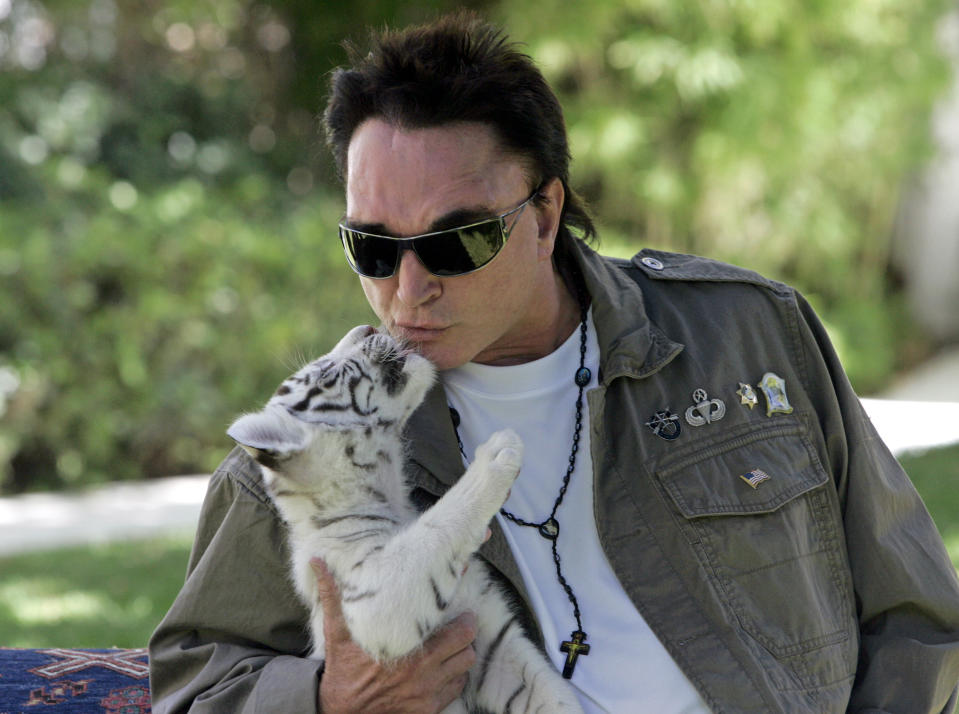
<box><xmin>387</xmin><ymin>326</ymin><xmax>462</xmax><ymax>367</ymax></box>
<box><xmin>405</xmin><ymin>341</ymin><xmax>471</xmax><ymax>371</ymax></box>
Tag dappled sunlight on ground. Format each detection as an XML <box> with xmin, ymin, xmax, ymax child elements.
<box><xmin>0</xmin><ymin>535</ymin><xmax>193</xmax><ymax>648</ymax></box>
<box><xmin>3</xmin><ymin>581</ymin><xmax>111</xmax><ymax>625</ymax></box>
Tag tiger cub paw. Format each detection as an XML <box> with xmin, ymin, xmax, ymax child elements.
<box><xmin>474</xmin><ymin>428</ymin><xmax>523</xmax><ymax>492</ymax></box>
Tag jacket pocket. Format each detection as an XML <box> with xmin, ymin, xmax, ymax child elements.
<box><xmin>656</xmin><ymin>418</ymin><xmax>855</xmax><ymax>663</ymax></box>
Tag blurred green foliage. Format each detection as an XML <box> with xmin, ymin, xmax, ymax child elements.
<box><xmin>503</xmin><ymin>0</ymin><xmax>953</xmax><ymax>387</ymax></box>
<box><xmin>1</xmin><ymin>176</ymin><xmax>371</xmax><ymax>489</ymax></box>
<box><xmin>0</xmin><ymin>0</ymin><xmax>954</xmax><ymax>491</ymax></box>
<box><xmin>0</xmin><ymin>0</ymin><xmax>490</xmax><ymax>491</ymax></box>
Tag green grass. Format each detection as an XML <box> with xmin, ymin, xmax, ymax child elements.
<box><xmin>0</xmin><ymin>532</ymin><xmax>194</xmax><ymax>648</ymax></box>
<box><xmin>900</xmin><ymin>443</ymin><xmax>959</xmax><ymax>570</ymax></box>
<box><xmin>0</xmin><ymin>444</ymin><xmax>956</xmax><ymax>649</ymax></box>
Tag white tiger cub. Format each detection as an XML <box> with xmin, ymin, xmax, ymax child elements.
<box><xmin>227</xmin><ymin>324</ymin><xmax>582</xmax><ymax>714</ymax></box>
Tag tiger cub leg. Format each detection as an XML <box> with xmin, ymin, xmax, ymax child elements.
<box><xmin>463</xmin><ymin>566</ymin><xmax>583</xmax><ymax>713</ymax></box>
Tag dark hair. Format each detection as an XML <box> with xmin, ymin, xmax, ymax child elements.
<box><xmin>322</xmin><ymin>11</ymin><xmax>596</xmax><ymax>265</ymax></box>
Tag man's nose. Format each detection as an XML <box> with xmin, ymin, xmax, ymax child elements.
<box><xmin>395</xmin><ymin>248</ymin><xmax>441</xmax><ymax>307</ymax></box>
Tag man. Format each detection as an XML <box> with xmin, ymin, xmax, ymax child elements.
<box><xmin>150</xmin><ymin>12</ymin><xmax>959</xmax><ymax>713</ymax></box>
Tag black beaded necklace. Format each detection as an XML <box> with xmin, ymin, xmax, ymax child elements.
<box><xmin>448</xmin><ymin>293</ymin><xmax>592</xmax><ymax>679</ymax></box>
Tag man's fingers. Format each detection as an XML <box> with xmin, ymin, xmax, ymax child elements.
<box><xmin>310</xmin><ymin>557</ymin><xmax>338</xmax><ymax>602</ymax></box>
<box><xmin>315</xmin><ymin>595</ymin><xmax>479</xmax><ymax>713</ymax></box>
<box><xmin>439</xmin><ymin>639</ymin><xmax>477</xmax><ymax>674</ymax></box>
<box><xmin>433</xmin><ymin>672</ymin><xmax>471</xmax><ymax>712</ymax></box>
<box><xmin>423</xmin><ymin>611</ymin><xmax>477</xmax><ymax>662</ymax></box>
<box><xmin>418</xmin><ymin>615</ymin><xmax>477</xmax><ymax>712</ymax></box>
<box><xmin>310</xmin><ymin>557</ymin><xmax>350</xmax><ymax>643</ymax></box>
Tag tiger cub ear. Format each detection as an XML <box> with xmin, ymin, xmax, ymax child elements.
<box><xmin>227</xmin><ymin>411</ymin><xmax>308</xmax><ymax>471</ymax></box>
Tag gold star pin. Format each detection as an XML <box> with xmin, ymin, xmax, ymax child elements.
<box><xmin>737</xmin><ymin>383</ymin><xmax>759</xmax><ymax>409</ymax></box>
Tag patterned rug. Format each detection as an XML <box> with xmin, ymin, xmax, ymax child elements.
<box><xmin>0</xmin><ymin>648</ymin><xmax>150</xmax><ymax>713</ymax></box>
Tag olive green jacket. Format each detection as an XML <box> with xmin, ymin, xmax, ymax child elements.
<box><xmin>150</xmin><ymin>242</ymin><xmax>959</xmax><ymax>713</ymax></box>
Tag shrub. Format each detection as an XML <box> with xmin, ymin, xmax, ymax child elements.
<box><xmin>501</xmin><ymin>0</ymin><xmax>953</xmax><ymax>390</ymax></box>
<box><xmin>0</xmin><ymin>0</ymin><xmax>953</xmax><ymax>490</ymax></box>
<box><xmin>0</xmin><ymin>169</ymin><xmax>372</xmax><ymax>491</ymax></box>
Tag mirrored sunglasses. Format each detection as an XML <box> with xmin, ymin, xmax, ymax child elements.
<box><xmin>339</xmin><ymin>189</ymin><xmax>538</xmax><ymax>279</ymax></box>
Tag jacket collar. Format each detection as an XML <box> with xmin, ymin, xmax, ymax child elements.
<box><xmin>572</xmin><ymin>239</ymin><xmax>684</xmax><ymax>385</ymax></box>
<box><xmin>404</xmin><ymin>240</ymin><xmax>684</xmax><ymax>489</ymax></box>
<box><xmin>405</xmin><ymin>377</ymin><xmax>466</xmax><ymax>489</ymax></box>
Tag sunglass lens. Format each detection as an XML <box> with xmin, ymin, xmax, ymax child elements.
<box><xmin>342</xmin><ymin>230</ymin><xmax>399</xmax><ymax>278</ymax></box>
<box><xmin>415</xmin><ymin>224</ymin><xmax>503</xmax><ymax>277</ymax></box>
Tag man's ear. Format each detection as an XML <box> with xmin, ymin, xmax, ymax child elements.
<box><xmin>535</xmin><ymin>176</ymin><xmax>565</xmax><ymax>260</ymax></box>
<box><xmin>227</xmin><ymin>411</ymin><xmax>308</xmax><ymax>471</ymax></box>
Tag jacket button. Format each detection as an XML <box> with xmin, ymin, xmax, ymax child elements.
<box><xmin>641</xmin><ymin>256</ymin><xmax>665</xmax><ymax>271</ymax></box>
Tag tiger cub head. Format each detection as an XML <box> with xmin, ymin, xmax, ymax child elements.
<box><xmin>227</xmin><ymin>325</ymin><xmax>435</xmax><ymax>484</ymax></box>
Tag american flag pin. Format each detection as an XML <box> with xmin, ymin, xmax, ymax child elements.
<box><xmin>740</xmin><ymin>469</ymin><xmax>771</xmax><ymax>489</ymax></box>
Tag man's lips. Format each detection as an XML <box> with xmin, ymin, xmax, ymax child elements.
<box><xmin>394</xmin><ymin>323</ymin><xmax>449</xmax><ymax>341</ymax></box>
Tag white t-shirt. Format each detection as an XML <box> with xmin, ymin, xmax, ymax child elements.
<box><xmin>442</xmin><ymin>311</ymin><xmax>710</xmax><ymax>714</ymax></box>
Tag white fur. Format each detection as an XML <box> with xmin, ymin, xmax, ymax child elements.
<box><xmin>228</xmin><ymin>326</ymin><xmax>583</xmax><ymax>713</ymax></box>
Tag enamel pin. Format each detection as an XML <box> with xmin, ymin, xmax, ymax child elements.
<box><xmin>646</xmin><ymin>409</ymin><xmax>682</xmax><ymax>440</ymax></box>
<box><xmin>740</xmin><ymin>469</ymin><xmax>771</xmax><ymax>489</ymax></box>
<box><xmin>685</xmin><ymin>388</ymin><xmax>726</xmax><ymax>427</ymax></box>
<box><xmin>758</xmin><ymin>372</ymin><xmax>793</xmax><ymax>416</ymax></box>
<box><xmin>737</xmin><ymin>383</ymin><xmax>759</xmax><ymax>410</ymax></box>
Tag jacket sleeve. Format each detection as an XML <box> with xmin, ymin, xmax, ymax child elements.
<box><xmin>148</xmin><ymin>448</ymin><xmax>322</xmax><ymax>713</ymax></box>
<box><xmin>794</xmin><ymin>293</ymin><xmax>959</xmax><ymax>713</ymax></box>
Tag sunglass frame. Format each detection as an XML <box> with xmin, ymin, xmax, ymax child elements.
<box><xmin>338</xmin><ymin>190</ymin><xmax>538</xmax><ymax>279</ymax></box>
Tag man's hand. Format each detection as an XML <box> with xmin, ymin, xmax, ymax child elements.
<box><xmin>311</xmin><ymin>558</ymin><xmax>477</xmax><ymax>713</ymax></box>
